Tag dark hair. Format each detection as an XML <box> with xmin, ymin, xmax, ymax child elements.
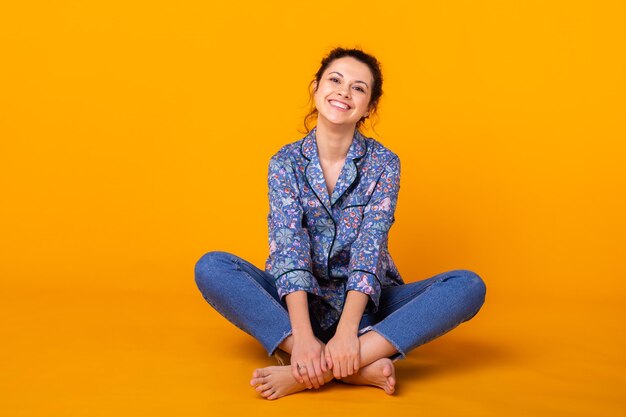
<box><xmin>301</xmin><ymin>47</ymin><xmax>383</xmax><ymax>134</ymax></box>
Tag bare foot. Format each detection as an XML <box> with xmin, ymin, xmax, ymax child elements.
<box><xmin>341</xmin><ymin>358</ymin><xmax>396</xmax><ymax>394</ymax></box>
<box><xmin>250</xmin><ymin>365</ymin><xmax>332</xmax><ymax>400</ymax></box>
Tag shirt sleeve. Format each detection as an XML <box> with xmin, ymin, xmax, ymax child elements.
<box><xmin>265</xmin><ymin>155</ymin><xmax>321</xmax><ymax>300</ymax></box>
<box><xmin>346</xmin><ymin>155</ymin><xmax>401</xmax><ymax>309</ymax></box>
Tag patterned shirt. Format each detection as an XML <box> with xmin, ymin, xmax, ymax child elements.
<box><xmin>265</xmin><ymin>126</ymin><xmax>404</xmax><ymax>330</ymax></box>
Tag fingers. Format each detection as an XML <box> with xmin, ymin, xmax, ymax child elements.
<box><xmin>340</xmin><ymin>359</ymin><xmax>348</xmax><ymax>378</ymax></box>
<box><xmin>303</xmin><ymin>361</ymin><xmax>318</xmax><ymax>389</ymax></box>
<box><xmin>334</xmin><ymin>357</ymin><xmax>353</xmax><ymax>378</ymax></box>
<box><xmin>344</xmin><ymin>353</ymin><xmax>360</xmax><ymax>376</ymax></box>
<box><xmin>294</xmin><ymin>361</ymin><xmax>315</xmax><ymax>389</ymax></box>
<box><xmin>312</xmin><ymin>358</ymin><xmax>325</xmax><ymax>387</ymax></box>
<box><xmin>332</xmin><ymin>357</ymin><xmax>342</xmax><ymax>379</ymax></box>
<box><xmin>324</xmin><ymin>349</ymin><xmax>333</xmax><ymax>371</ymax></box>
<box><xmin>301</xmin><ymin>365</ymin><xmax>314</xmax><ymax>389</ymax></box>
<box><xmin>294</xmin><ymin>360</ymin><xmax>326</xmax><ymax>389</ymax></box>
<box><xmin>291</xmin><ymin>363</ymin><xmax>304</xmax><ymax>385</ymax></box>
<box><xmin>325</xmin><ymin>344</ymin><xmax>339</xmax><ymax>378</ymax></box>
<box><xmin>318</xmin><ymin>338</ymin><xmax>328</xmax><ymax>373</ymax></box>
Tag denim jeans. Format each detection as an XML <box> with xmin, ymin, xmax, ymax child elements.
<box><xmin>194</xmin><ymin>251</ymin><xmax>486</xmax><ymax>360</ymax></box>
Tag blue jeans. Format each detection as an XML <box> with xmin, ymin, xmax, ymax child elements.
<box><xmin>194</xmin><ymin>251</ymin><xmax>486</xmax><ymax>360</ymax></box>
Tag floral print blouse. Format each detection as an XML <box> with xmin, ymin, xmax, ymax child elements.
<box><xmin>265</xmin><ymin>126</ymin><xmax>404</xmax><ymax>330</ymax></box>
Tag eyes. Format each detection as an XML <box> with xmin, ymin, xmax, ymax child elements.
<box><xmin>329</xmin><ymin>77</ymin><xmax>366</xmax><ymax>93</ymax></box>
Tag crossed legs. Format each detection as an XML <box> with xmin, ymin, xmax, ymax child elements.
<box><xmin>195</xmin><ymin>251</ymin><xmax>486</xmax><ymax>401</ymax></box>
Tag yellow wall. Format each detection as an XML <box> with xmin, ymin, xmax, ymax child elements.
<box><xmin>1</xmin><ymin>1</ymin><xmax>625</xmax><ymax>415</ymax></box>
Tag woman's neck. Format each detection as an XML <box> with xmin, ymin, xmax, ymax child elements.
<box><xmin>315</xmin><ymin>120</ymin><xmax>355</xmax><ymax>163</ymax></box>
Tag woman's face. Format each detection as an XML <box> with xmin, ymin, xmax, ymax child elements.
<box><xmin>313</xmin><ymin>57</ymin><xmax>374</xmax><ymax>129</ymax></box>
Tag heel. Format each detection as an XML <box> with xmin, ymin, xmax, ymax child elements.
<box><xmin>273</xmin><ymin>349</ymin><xmax>291</xmax><ymax>366</ymax></box>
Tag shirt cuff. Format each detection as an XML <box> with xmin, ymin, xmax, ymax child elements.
<box><xmin>346</xmin><ymin>270</ymin><xmax>382</xmax><ymax>308</ymax></box>
<box><xmin>275</xmin><ymin>269</ymin><xmax>321</xmax><ymax>299</ymax></box>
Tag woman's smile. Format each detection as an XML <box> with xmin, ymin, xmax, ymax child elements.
<box><xmin>328</xmin><ymin>99</ymin><xmax>350</xmax><ymax>111</ymax></box>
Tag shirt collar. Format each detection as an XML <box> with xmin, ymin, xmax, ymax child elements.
<box><xmin>301</xmin><ymin>126</ymin><xmax>367</xmax><ymax>162</ymax></box>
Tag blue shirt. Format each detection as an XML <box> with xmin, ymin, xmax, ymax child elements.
<box><xmin>265</xmin><ymin>126</ymin><xmax>404</xmax><ymax>330</ymax></box>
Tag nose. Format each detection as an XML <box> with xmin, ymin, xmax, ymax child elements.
<box><xmin>337</xmin><ymin>84</ymin><xmax>350</xmax><ymax>98</ymax></box>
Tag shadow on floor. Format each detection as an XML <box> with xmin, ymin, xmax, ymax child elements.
<box><xmin>394</xmin><ymin>336</ymin><xmax>516</xmax><ymax>384</ymax></box>
<box><xmin>226</xmin><ymin>331</ymin><xmax>518</xmax><ymax>383</ymax></box>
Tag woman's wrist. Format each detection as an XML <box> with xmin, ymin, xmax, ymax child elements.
<box><xmin>335</xmin><ymin>290</ymin><xmax>368</xmax><ymax>335</ymax></box>
<box><xmin>336</xmin><ymin>320</ymin><xmax>360</xmax><ymax>335</ymax></box>
<box><xmin>285</xmin><ymin>290</ymin><xmax>315</xmax><ymax>339</ymax></box>
<box><xmin>292</xmin><ymin>326</ymin><xmax>315</xmax><ymax>339</ymax></box>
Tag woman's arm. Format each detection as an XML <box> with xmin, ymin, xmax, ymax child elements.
<box><xmin>284</xmin><ymin>291</ymin><xmax>327</xmax><ymax>388</ymax></box>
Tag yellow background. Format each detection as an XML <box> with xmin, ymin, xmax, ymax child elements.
<box><xmin>1</xmin><ymin>1</ymin><xmax>625</xmax><ymax>415</ymax></box>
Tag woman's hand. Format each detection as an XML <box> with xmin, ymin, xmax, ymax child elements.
<box><xmin>290</xmin><ymin>335</ymin><xmax>328</xmax><ymax>389</ymax></box>
<box><xmin>324</xmin><ymin>290</ymin><xmax>368</xmax><ymax>379</ymax></box>
<box><xmin>324</xmin><ymin>330</ymin><xmax>361</xmax><ymax>379</ymax></box>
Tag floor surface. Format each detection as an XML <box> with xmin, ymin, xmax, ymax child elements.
<box><xmin>2</xmin><ymin>275</ymin><xmax>625</xmax><ymax>416</ymax></box>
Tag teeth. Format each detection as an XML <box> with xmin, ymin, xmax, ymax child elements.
<box><xmin>330</xmin><ymin>100</ymin><xmax>349</xmax><ymax>109</ymax></box>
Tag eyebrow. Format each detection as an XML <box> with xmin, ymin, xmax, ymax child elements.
<box><xmin>328</xmin><ymin>71</ymin><xmax>369</xmax><ymax>88</ymax></box>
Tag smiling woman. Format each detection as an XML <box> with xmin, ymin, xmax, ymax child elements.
<box><xmin>194</xmin><ymin>46</ymin><xmax>487</xmax><ymax>400</ymax></box>
<box><xmin>304</xmin><ymin>48</ymin><xmax>384</xmax><ymax>135</ymax></box>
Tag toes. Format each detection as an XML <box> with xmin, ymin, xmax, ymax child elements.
<box><xmin>255</xmin><ymin>382</ymin><xmax>272</xmax><ymax>393</ymax></box>
<box><xmin>381</xmin><ymin>362</ymin><xmax>393</xmax><ymax>377</ymax></box>
<box><xmin>261</xmin><ymin>388</ymin><xmax>275</xmax><ymax>398</ymax></box>
<box><xmin>386</xmin><ymin>375</ymin><xmax>396</xmax><ymax>395</ymax></box>
<box><xmin>250</xmin><ymin>376</ymin><xmax>267</xmax><ymax>387</ymax></box>
<box><xmin>267</xmin><ymin>391</ymin><xmax>280</xmax><ymax>400</ymax></box>
<box><xmin>382</xmin><ymin>368</ymin><xmax>391</xmax><ymax>377</ymax></box>
<box><xmin>250</xmin><ymin>376</ymin><xmax>262</xmax><ymax>386</ymax></box>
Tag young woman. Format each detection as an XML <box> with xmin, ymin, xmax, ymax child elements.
<box><xmin>194</xmin><ymin>47</ymin><xmax>486</xmax><ymax>400</ymax></box>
